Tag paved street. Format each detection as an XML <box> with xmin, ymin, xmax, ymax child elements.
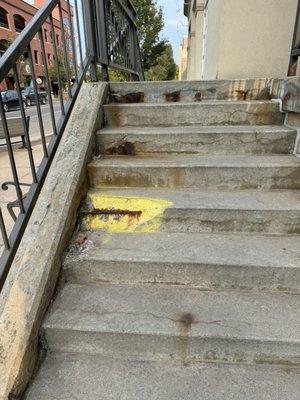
<box><xmin>0</xmin><ymin>100</ymin><xmax>62</xmax><ymax>145</ymax></box>
<box><xmin>5</xmin><ymin>101</ymin><xmax>62</xmax><ymax>119</ymax></box>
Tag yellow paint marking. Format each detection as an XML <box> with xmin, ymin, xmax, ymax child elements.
<box><xmin>83</xmin><ymin>193</ymin><xmax>173</xmax><ymax>233</ymax></box>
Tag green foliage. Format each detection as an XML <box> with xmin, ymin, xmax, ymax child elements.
<box><xmin>132</xmin><ymin>0</ymin><xmax>177</xmax><ymax>80</ymax></box>
<box><xmin>108</xmin><ymin>69</ymin><xmax>127</xmax><ymax>82</ymax></box>
<box><xmin>145</xmin><ymin>43</ymin><xmax>177</xmax><ymax>81</ymax></box>
<box><xmin>48</xmin><ymin>49</ymin><xmax>69</xmax><ymax>86</ymax></box>
<box><xmin>2</xmin><ymin>37</ymin><xmax>28</xmax><ymax>85</ymax></box>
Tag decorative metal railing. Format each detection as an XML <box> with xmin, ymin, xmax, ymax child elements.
<box><xmin>0</xmin><ymin>0</ymin><xmax>143</xmax><ymax>290</ymax></box>
<box><xmin>289</xmin><ymin>0</ymin><xmax>300</xmax><ymax>75</ymax></box>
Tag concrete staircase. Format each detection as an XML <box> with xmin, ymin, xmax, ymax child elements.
<box><xmin>25</xmin><ymin>81</ymin><xmax>300</xmax><ymax>399</ymax></box>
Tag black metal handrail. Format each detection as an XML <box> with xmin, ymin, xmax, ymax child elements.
<box><xmin>289</xmin><ymin>0</ymin><xmax>300</xmax><ymax>75</ymax></box>
<box><xmin>0</xmin><ymin>0</ymin><xmax>143</xmax><ymax>290</ymax></box>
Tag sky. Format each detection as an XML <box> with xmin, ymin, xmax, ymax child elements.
<box><xmin>157</xmin><ymin>0</ymin><xmax>188</xmax><ymax>64</ymax></box>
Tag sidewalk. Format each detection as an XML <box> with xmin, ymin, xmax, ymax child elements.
<box><xmin>0</xmin><ymin>99</ymin><xmax>61</xmax><ymax>254</ymax></box>
<box><xmin>0</xmin><ymin>141</ymin><xmax>47</xmax><ymax>253</ymax></box>
<box><xmin>0</xmin><ymin>114</ymin><xmax>53</xmax><ymax>147</ymax></box>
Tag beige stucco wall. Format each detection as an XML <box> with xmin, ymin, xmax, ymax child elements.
<box><xmin>192</xmin><ymin>7</ymin><xmax>204</xmax><ymax>79</ymax></box>
<box><xmin>179</xmin><ymin>37</ymin><xmax>188</xmax><ymax>80</ymax></box>
<box><xmin>185</xmin><ymin>0</ymin><xmax>298</xmax><ymax>80</ymax></box>
<box><xmin>186</xmin><ymin>0</ymin><xmax>205</xmax><ymax>80</ymax></box>
<box><xmin>216</xmin><ymin>0</ymin><xmax>298</xmax><ymax>79</ymax></box>
<box><xmin>187</xmin><ymin>15</ymin><xmax>196</xmax><ymax>79</ymax></box>
<box><xmin>202</xmin><ymin>0</ymin><xmax>221</xmax><ymax>79</ymax></box>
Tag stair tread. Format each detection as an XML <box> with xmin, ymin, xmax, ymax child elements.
<box><xmin>104</xmin><ymin>100</ymin><xmax>277</xmax><ymax>107</ymax></box>
<box><xmin>24</xmin><ymin>353</ymin><xmax>300</xmax><ymax>400</ymax></box>
<box><xmin>98</xmin><ymin>124</ymin><xmax>296</xmax><ymax>135</ymax></box>
<box><xmin>89</xmin><ymin>154</ymin><xmax>299</xmax><ymax>167</ymax></box>
<box><xmin>86</xmin><ymin>187</ymin><xmax>300</xmax><ymax>211</ymax></box>
<box><xmin>66</xmin><ymin>231</ymin><xmax>300</xmax><ymax>270</ymax></box>
<box><xmin>44</xmin><ymin>282</ymin><xmax>300</xmax><ymax>343</ymax></box>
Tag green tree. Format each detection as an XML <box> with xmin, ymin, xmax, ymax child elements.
<box><xmin>2</xmin><ymin>37</ymin><xmax>28</xmax><ymax>86</ymax></box>
<box><xmin>48</xmin><ymin>48</ymin><xmax>72</xmax><ymax>87</ymax></box>
<box><xmin>146</xmin><ymin>43</ymin><xmax>177</xmax><ymax>81</ymax></box>
<box><xmin>132</xmin><ymin>0</ymin><xmax>177</xmax><ymax>80</ymax></box>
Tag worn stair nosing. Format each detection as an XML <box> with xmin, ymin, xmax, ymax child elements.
<box><xmin>64</xmin><ymin>230</ymin><xmax>300</xmax><ymax>291</ymax></box>
<box><xmin>24</xmin><ymin>352</ymin><xmax>300</xmax><ymax>400</ymax></box>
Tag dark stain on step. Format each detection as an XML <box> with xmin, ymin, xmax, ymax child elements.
<box><xmin>173</xmin><ymin>312</ymin><xmax>199</xmax><ymax>365</ymax></box>
<box><xmin>175</xmin><ymin>312</ymin><xmax>199</xmax><ymax>334</ymax></box>
<box><xmin>282</xmin><ymin>92</ymin><xmax>291</xmax><ymax>108</ymax></box>
<box><xmin>109</xmin><ymin>91</ymin><xmax>145</xmax><ymax>103</ymax></box>
<box><xmin>164</xmin><ymin>91</ymin><xmax>181</xmax><ymax>102</ymax></box>
<box><xmin>235</xmin><ymin>90</ymin><xmax>249</xmax><ymax>100</ymax></box>
<box><xmin>106</xmin><ymin>141</ymin><xmax>136</xmax><ymax>156</ymax></box>
<box><xmin>194</xmin><ymin>91</ymin><xmax>202</xmax><ymax>101</ymax></box>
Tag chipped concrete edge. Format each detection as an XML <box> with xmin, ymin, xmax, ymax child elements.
<box><xmin>271</xmin><ymin>77</ymin><xmax>300</xmax><ymax>155</ymax></box>
<box><xmin>0</xmin><ymin>82</ymin><xmax>108</xmax><ymax>400</ymax></box>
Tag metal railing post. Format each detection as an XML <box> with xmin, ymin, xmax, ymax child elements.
<box><xmin>82</xmin><ymin>0</ymin><xmax>98</xmax><ymax>81</ymax></box>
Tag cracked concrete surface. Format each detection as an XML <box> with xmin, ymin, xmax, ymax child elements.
<box><xmin>43</xmin><ymin>283</ymin><xmax>300</xmax><ymax>365</ymax></box>
<box><xmin>104</xmin><ymin>101</ymin><xmax>285</xmax><ymax>127</ymax></box>
<box><xmin>20</xmin><ymin>80</ymin><xmax>300</xmax><ymax>399</ymax></box>
<box><xmin>98</xmin><ymin>125</ymin><xmax>297</xmax><ymax>155</ymax></box>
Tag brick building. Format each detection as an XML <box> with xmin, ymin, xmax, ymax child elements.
<box><xmin>0</xmin><ymin>0</ymin><xmax>73</xmax><ymax>90</ymax></box>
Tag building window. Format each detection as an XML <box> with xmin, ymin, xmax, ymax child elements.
<box><xmin>13</xmin><ymin>14</ymin><xmax>26</xmax><ymax>33</ymax></box>
<box><xmin>0</xmin><ymin>39</ymin><xmax>8</xmax><ymax>57</ymax></box>
<box><xmin>34</xmin><ymin>50</ymin><xmax>38</xmax><ymax>64</ymax></box>
<box><xmin>47</xmin><ymin>53</ymin><xmax>51</xmax><ymax>63</ymax></box>
<box><xmin>44</xmin><ymin>29</ymin><xmax>48</xmax><ymax>42</ymax></box>
<box><xmin>0</xmin><ymin>7</ymin><xmax>9</xmax><ymax>29</ymax></box>
<box><xmin>56</xmin><ymin>34</ymin><xmax>59</xmax><ymax>46</ymax></box>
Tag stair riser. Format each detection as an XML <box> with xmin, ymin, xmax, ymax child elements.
<box><xmin>64</xmin><ymin>260</ymin><xmax>300</xmax><ymax>292</ymax></box>
<box><xmin>81</xmin><ymin>209</ymin><xmax>300</xmax><ymax>235</ymax></box>
<box><xmin>162</xmin><ymin>209</ymin><xmax>300</xmax><ymax>234</ymax></box>
<box><xmin>98</xmin><ymin>132</ymin><xmax>296</xmax><ymax>155</ymax></box>
<box><xmin>45</xmin><ymin>329</ymin><xmax>300</xmax><ymax>366</ymax></box>
<box><xmin>88</xmin><ymin>166</ymin><xmax>300</xmax><ymax>190</ymax></box>
<box><xmin>109</xmin><ymin>79</ymin><xmax>272</xmax><ymax>102</ymax></box>
<box><xmin>104</xmin><ymin>103</ymin><xmax>284</xmax><ymax>127</ymax></box>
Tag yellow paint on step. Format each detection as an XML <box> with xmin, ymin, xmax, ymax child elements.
<box><xmin>83</xmin><ymin>193</ymin><xmax>173</xmax><ymax>233</ymax></box>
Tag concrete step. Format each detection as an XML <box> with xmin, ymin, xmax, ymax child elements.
<box><xmin>24</xmin><ymin>353</ymin><xmax>300</xmax><ymax>400</ymax></box>
<box><xmin>97</xmin><ymin>125</ymin><xmax>296</xmax><ymax>155</ymax></box>
<box><xmin>104</xmin><ymin>101</ymin><xmax>284</xmax><ymax>127</ymax></box>
<box><xmin>81</xmin><ymin>188</ymin><xmax>300</xmax><ymax>234</ymax></box>
<box><xmin>44</xmin><ymin>283</ymin><xmax>300</xmax><ymax>365</ymax></box>
<box><xmin>65</xmin><ymin>231</ymin><xmax>300</xmax><ymax>291</ymax></box>
<box><xmin>109</xmin><ymin>79</ymin><xmax>272</xmax><ymax>103</ymax></box>
<box><xmin>88</xmin><ymin>155</ymin><xmax>300</xmax><ymax>190</ymax></box>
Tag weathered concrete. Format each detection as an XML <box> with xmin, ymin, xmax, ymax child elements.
<box><xmin>64</xmin><ymin>230</ymin><xmax>300</xmax><ymax>291</ymax></box>
<box><xmin>19</xmin><ymin>79</ymin><xmax>300</xmax><ymax>398</ymax></box>
<box><xmin>80</xmin><ymin>188</ymin><xmax>300</xmax><ymax>234</ymax></box>
<box><xmin>285</xmin><ymin>112</ymin><xmax>300</xmax><ymax>155</ymax></box>
<box><xmin>88</xmin><ymin>154</ymin><xmax>300</xmax><ymax>190</ymax></box>
<box><xmin>271</xmin><ymin>77</ymin><xmax>300</xmax><ymax>113</ymax></box>
<box><xmin>24</xmin><ymin>353</ymin><xmax>300</xmax><ymax>400</ymax></box>
<box><xmin>104</xmin><ymin>101</ymin><xmax>285</xmax><ymax>127</ymax></box>
<box><xmin>109</xmin><ymin>79</ymin><xmax>272</xmax><ymax>103</ymax></box>
<box><xmin>97</xmin><ymin>125</ymin><xmax>296</xmax><ymax>155</ymax></box>
<box><xmin>0</xmin><ymin>83</ymin><xmax>108</xmax><ymax>400</ymax></box>
<box><xmin>43</xmin><ymin>283</ymin><xmax>300</xmax><ymax>365</ymax></box>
